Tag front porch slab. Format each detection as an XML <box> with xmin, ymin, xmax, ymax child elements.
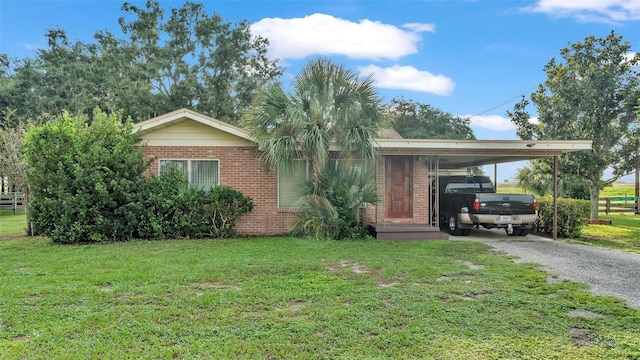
<box><xmin>369</xmin><ymin>224</ymin><xmax>449</xmax><ymax>240</ymax></box>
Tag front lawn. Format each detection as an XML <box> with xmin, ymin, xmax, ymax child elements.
<box><xmin>1</xmin><ymin>237</ymin><xmax>638</xmax><ymax>359</ymax></box>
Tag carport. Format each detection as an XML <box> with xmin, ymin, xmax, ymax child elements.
<box><xmin>370</xmin><ymin>139</ymin><xmax>592</xmax><ymax>240</ymax></box>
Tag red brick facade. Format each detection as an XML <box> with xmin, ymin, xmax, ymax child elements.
<box><xmin>144</xmin><ymin>146</ymin><xmax>298</xmax><ymax>236</ymax></box>
<box><xmin>143</xmin><ymin>147</ymin><xmax>430</xmax><ymax>236</ymax></box>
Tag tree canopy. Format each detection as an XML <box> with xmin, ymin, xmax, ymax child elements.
<box><xmin>387</xmin><ymin>97</ymin><xmax>476</xmax><ymax>140</ymax></box>
<box><xmin>0</xmin><ymin>0</ymin><xmax>281</xmax><ymax>124</ymax></box>
<box><xmin>508</xmin><ymin>31</ymin><xmax>640</xmax><ymax>219</ymax></box>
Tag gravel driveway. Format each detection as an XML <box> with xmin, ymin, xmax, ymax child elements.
<box><xmin>452</xmin><ymin>228</ymin><xmax>640</xmax><ymax>310</ymax></box>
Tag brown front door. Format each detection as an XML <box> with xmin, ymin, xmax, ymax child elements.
<box><xmin>386</xmin><ymin>156</ymin><xmax>413</xmax><ymax>218</ymax></box>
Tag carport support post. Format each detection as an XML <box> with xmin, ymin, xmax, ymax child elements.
<box><xmin>494</xmin><ymin>163</ymin><xmax>498</xmax><ymax>191</ymax></box>
<box><xmin>553</xmin><ymin>155</ymin><xmax>558</xmax><ymax>240</ymax></box>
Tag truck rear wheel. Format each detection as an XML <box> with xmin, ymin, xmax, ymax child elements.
<box><xmin>448</xmin><ymin>215</ymin><xmax>462</xmax><ymax>236</ymax></box>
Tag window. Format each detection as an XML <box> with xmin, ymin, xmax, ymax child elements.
<box><xmin>159</xmin><ymin>159</ymin><xmax>219</xmax><ymax>190</ymax></box>
<box><xmin>278</xmin><ymin>160</ymin><xmax>309</xmax><ymax>208</ymax></box>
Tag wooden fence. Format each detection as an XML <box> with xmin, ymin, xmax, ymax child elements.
<box><xmin>598</xmin><ymin>196</ymin><xmax>639</xmax><ymax>215</ymax></box>
<box><xmin>0</xmin><ymin>192</ymin><xmax>24</xmax><ymax>214</ymax></box>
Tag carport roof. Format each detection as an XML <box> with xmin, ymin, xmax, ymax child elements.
<box><xmin>135</xmin><ymin>108</ymin><xmax>592</xmax><ymax>169</ymax></box>
<box><xmin>375</xmin><ymin>139</ymin><xmax>592</xmax><ymax>169</ymax></box>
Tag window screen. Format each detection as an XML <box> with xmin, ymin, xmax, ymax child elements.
<box><xmin>278</xmin><ymin>160</ymin><xmax>308</xmax><ymax>208</ymax></box>
<box><xmin>159</xmin><ymin>159</ymin><xmax>219</xmax><ymax>190</ymax></box>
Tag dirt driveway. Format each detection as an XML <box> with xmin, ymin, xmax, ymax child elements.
<box><xmin>452</xmin><ymin>228</ymin><xmax>640</xmax><ymax>310</ymax></box>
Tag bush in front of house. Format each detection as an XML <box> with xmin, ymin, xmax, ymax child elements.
<box><xmin>139</xmin><ymin>168</ymin><xmax>254</xmax><ymax>239</ymax></box>
<box><xmin>292</xmin><ymin>163</ymin><xmax>376</xmax><ymax>240</ymax></box>
<box><xmin>24</xmin><ymin>110</ymin><xmax>152</xmax><ymax>243</ymax></box>
<box><xmin>534</xmin><ymin>197</ymin><xmax>590</xmax><ymax>238</ymax></box>
<box><xmin>24</xmin><ymin>110</ymin><xmax>253</xmax><ymax>243</ymax></box>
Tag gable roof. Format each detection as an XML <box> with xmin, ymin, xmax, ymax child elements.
<box><xmin>134</xmin><ymin>108</ymin><xmax>253</xmax><ymax>142</ymax></box>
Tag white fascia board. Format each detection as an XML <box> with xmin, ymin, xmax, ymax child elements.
<box><xmin>134</xmin><ymin>108</ymin><xmax>254</xmax><ymax>142</ymax></box>
<box><xmin>374</xmin><ymin>139</ymin><xmax>592</xmax><ymax>153</ymax></box>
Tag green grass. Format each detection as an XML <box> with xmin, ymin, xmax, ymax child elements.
<box><xmin>600</xmin><ymin>184</ymin><xmax>636</xmax><ymax>198</ymax></box>
<box><xmin>579</xmin><ymin>214</ymin><xmax>640</xmax><ymax>253</ymax></box>
<box><xmin>0</xmin><ymin>211</ymin><xmax>26</xmax><ymax>237</ymax></box>
<box><xmin>1</xmin><ymin>237</ymin><xmax>639</xmax><ymax>359</ymax></box>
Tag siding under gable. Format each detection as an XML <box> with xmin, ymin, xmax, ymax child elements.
<box><xmin>139</xmin><ymin>119</ymin><xmax>254</xmax><ymax>147</ymax></box>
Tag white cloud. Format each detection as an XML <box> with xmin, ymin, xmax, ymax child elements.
<box><xmin>624</xmin><ymin>52</ymin><xmax>639</xmax><ymax>67</ymax></box>
<box><xmin>463</xmin><ymin>114</ymin><xmax>517</xmax><ymax>131</ymax></box>
<box><xmin>402</xmin><ymin>23</ymin><xmax>436</xmax><ymax>32</ymax></box>
<box><xmin>23</xmin><ymin>43</ymin><xmax>43</xmax><ymax>50</ymax></box>
<box><xmin>358</xmin><ymin>65</ymin><xmax>455</xmax><ymax>96</ymax></box>
<box><xmin>251</xmin><ymin>13</ymin><xmax>434</xmax><ymax>61</ymax></box>
<box><xmin>525</xmin><ymin>0</ymin><xmax>640</xmax><ymax>22</ymax></box>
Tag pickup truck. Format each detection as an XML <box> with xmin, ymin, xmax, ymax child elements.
<box><xmin>438</xmin><ymin>175</ymin><xmax>537</xmax><ymax>236</ymax></box>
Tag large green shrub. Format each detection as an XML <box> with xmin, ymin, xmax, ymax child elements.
<box><xmin>24</xmin><ymin>110</ymin><xmax>151</xmax><ymax>243</ymax></box>
<box><xmin>138</xmin><ymin>166</ymin><xmax>254</xmax><ymax>240</ymax></box>
<box><xmin>534</xmin><ymin>197</ymin><xmax>591</xmax><ymax>238</ymax></box>
<box><xmin>23</xmin><ymin>110</ymin><xmax>254</xmax><ymax>243</ymax></box>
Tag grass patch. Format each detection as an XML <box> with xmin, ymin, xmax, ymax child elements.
<box><xmin>0</xmin><ymin>211</ymin><xmax>27</xmax><ymax>237</ymax></box>
<box><xmin>600</xmin><ymin>184</ymin><xmax>636</xmax><ymax>198</ymax></box>
<box><xmin>578</xmin><ymin>214</ymin><xmax>640</xmax><ymax>253</ymax></box>
<box><xmin>1</xmin><ymin>237</ymin><xmax>639</xmax><ymax>358</ymax></box>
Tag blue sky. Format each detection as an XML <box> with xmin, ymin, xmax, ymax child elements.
<box><xmin>1</xmin><ymin>0</ymin><xmax>639</xmax><ymax>181</ymax></box>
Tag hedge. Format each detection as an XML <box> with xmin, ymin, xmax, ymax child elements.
<box><xmin>534</xmin><ymin>197</ymin><xmax>591</xmax><ymax>238</ymax></box>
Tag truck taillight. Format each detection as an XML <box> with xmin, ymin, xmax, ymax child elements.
<box><xmin>533</xmin><ymin>198</ymin><xmax>538</xmax><ymax>211</ymax></box>
<box><xmin>473</xmin><ymin>197</ymin><xmax>480</xmax><ymax>211</ymax></box>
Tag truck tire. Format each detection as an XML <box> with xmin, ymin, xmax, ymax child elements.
<box><xmin>448</xmin><ymin>215</ymin><xmax>462</xmax><ymax>236</ymax></box>
<box><xmin>506</xmin><ymin>228</ymin><xmax>529</xmax><ymax>236</ymax></box>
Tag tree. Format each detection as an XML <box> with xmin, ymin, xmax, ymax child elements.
<box><xmin>246</xmin><ymin>57</ymin><xmax>384</xmax><ymax>187</ymax></box>
<box><xmin>509</xmin><ymin>31</ymin><xmax>640</xmax><ymax>219</ymax></box>
<box><xmin>515</xmin><ymin>159</ymin><xmax>589</xmax><ymax>200</ymax></box>
<box><xmin>116</xmin><ymin>0</ymin><xmax>281</xmax><ymax>123</ymax></box>
<box><xmin>246</xmin><ymin>58</ymin><xmax>384</xmax><ymax>238</ymax></box>
<box><xmin>1</xmin><ymin>0</ymin><xmax>281</xmax><ymax>124</ymax></box>
<box><xmin>387</xmin><ymin>97</ymin><xmax>476</xmax><ymax>140</ymax></box>
<box><xmin>0</xmin><ymin>110</ymin><xmax>33</xmax><ymax>233</ymax></box>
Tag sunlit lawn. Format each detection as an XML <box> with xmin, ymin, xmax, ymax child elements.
<box><xmin>1</xmin><ymin>236</ymin><xmax>639</xmax><ymax>359</ymax></box>
<box><xmin>600</xmin><ymin>185</ymin><xmax>637</xmax><ymax>198</ymax></box>
<box><xmin>579</xmin><ymin>214</ymin><xmax>640</xmax><ymax>253</ymax></box>
<box><xmin>0</xmin><ymin>210</ymin><xmax>26</xmax><ymax>237</ymax></box>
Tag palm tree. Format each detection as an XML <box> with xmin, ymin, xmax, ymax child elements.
<box><xmin>246</xmin><ymin>57</ymin><xmax>384</xmax><ymax>186</ymax></box>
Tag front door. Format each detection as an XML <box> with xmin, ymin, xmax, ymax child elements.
<box><xmin>386</xmin><ymin>156</ymin><xmax>413</xmax><ymax>218</ymax></box>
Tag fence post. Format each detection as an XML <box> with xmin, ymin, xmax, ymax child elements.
<box><xmin>12</xmin><ymin>193</ymin><xmax>17</xmax><ymax>215</ymax></box>
<box><xmin>606</xmin><ymin>198</ymin><xmax>611</xmax><ymax>215</ymax></box>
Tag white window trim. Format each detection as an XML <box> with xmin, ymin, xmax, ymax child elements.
<box><xmin>159</xmin><ymin>158</ymin><xmax>220</xmax><ymax>188</ymax></box>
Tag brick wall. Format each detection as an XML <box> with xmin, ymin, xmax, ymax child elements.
<box><xmin>144</xmin><ymin>146</ymin><xmax>298</xmax><ymax>236</ymax></box>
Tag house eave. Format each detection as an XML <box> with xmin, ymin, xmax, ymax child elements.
<box><xmin>133</xmin><ymin>108</ymin><xmax>254</xmax><ymax>142</ymax></box>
